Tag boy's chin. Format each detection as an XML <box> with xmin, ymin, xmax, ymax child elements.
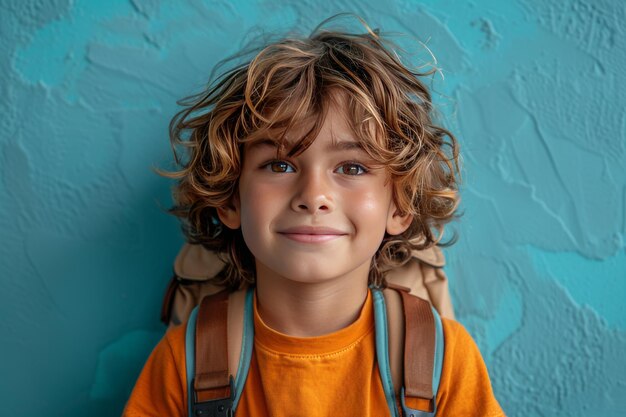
<box><xmin>254</xmin><ymin>260</ymin><xmax>372</xmax><ymax>287</ymax></box>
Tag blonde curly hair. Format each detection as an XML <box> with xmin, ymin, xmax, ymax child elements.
<box><xmin>159</xmin><ymin>15</ymin><xmax>462</xmax><ymax>289</ymax></box>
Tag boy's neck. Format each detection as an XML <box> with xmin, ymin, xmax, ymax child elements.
<box><xmin>254</xmin><ymin>263</ymin><xmax>370</xmax><ymax>337</ymax></box>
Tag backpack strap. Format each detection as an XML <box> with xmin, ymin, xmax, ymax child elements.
<box><xmin>185</xmin><ymin>287</ymin><xmax>254</xmax><ymax>417</ymax></box>
<box><xmin>186</xmin><ymin>286</ymin><xmax>443</xmax><ymax>416</ymax></box>
<box><xmin>400</xmin><ymin>288</ymin><xmax>435</xmax><ymax>398</ymax></box>
<box><xmin>375</xmin><ymin>287</ymin><xmax>445</xmax><ymax>417</ymax></box>
<box><xmin>373</xmin><ymin>288</ymin><xmax>401</xmax><ymax>417</ymax></box>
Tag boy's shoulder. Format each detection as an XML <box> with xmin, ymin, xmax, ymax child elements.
<box><xmin>122</xmin><ymin>323</ymin><xmax>189</xmax><ymax>417</ymax></box>
<box><xmin>150</xmin><ymin>322</ymin><xmax>187</xmax><ymax>376</ymax></box>
<box><xmin>164</xmin><ymin>321</ymin><xmax>188</xmax><ymax>353</ymax></box>
<box><xmin>441</xmin><ymin>317</ymin><xmax>473</xmax><ymax>344</ymax></box>
<box><xmin>437</xmin><ymin>318</ymin><xmax>505</xmax><ymax>416</ymax></box>
<box><xmin>440</xmin><ymin>317</ymin><xmax>488</xmax><ymax>372</ymax></box>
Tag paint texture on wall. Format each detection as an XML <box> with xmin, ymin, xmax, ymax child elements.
<box><xmin>1</xmin><ymin>1</ymin><xmax>624</xmax><ymax>416</ymax></box>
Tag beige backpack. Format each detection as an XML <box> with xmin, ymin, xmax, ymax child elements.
<box><xmin>159</xmin><ymin>242</ymin><xmax>455</xmax><ymax>417</ymax></box>
<box><xmin>160</xmin><ymin>242</ymin><xmax>455</xmax><ymax>327</ymax></box>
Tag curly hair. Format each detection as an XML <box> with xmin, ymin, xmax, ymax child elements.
<box><xmin>158</xmin><ymin>15</ymin><xmax>462</xmax><ymax>289</ymax></box>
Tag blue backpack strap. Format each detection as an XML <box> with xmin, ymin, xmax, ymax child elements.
<box><xmin>431</xmin><ymin>307</ymin><xmax>444</xmax><ymax>401</ymax></box>
<box><xmin>374</xmin><ymin>287</ymin><xmax>445</xmax><ymax>417</ymax></box>
<box><xmin>373</xmin><ymin>289</ymin><xmax>402</xmax><ymax>417</ymax></box>
<box><xmin>185</xmin><ymin>305</ymin><xmax>200</xmax><ymax>417</ymax></box>
<box><xmin>232</xmin><ymin>287</ymin><xmax>255</xmax><ymax>409</ymax></box>
<box><xmin>185</xmin><ymin>287</ymin><xmax>255</xmax><ymax>416</ymax></box>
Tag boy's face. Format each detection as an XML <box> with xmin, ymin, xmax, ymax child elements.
<box><xmin>218</xmin><ymin>93</ymin><xmax>412</xmax><ymax>286</ymax></box>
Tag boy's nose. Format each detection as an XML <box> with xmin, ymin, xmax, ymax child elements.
<box><xmin>291</xmin><ymin>171</ymin><xmax>335</xmax><ymax>214</ymax></box>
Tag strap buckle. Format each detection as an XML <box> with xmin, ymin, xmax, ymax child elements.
<box><xmin>399</xmin><ymin>387</ymin><xmax>435</xmax><ymax>417</ymax></box>
<box><xmin>191</xmin><ymin>376</ymin><xmax>235</xmax><ymax>417</ymax></box>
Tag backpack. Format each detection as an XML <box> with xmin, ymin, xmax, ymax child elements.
<box><xmin>160</xmin><ymin>243</ymin><xmax>455</xmax><ymax>417</ymax></box>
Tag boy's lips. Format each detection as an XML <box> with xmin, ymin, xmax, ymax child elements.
<box><xmin>277</xmin><ymin>226</ymin><xmax>348</xmax><ymax>243</ymax></box>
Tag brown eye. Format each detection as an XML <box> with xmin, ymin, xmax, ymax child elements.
<box><xmin>337</xmin><ymin>163</ymin><xmax>367</xmax><ymax>175</ymax></box>
<box><xmin>268</xmin><ymin>161</ymin><xmax>294</xmax><ymax>173</ymax></box>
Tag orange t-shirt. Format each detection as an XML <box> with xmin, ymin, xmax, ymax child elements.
<box><xmin>123</xmin><ymin>290</ymin><xmax>505</xmax><ymax>416</ymax></box>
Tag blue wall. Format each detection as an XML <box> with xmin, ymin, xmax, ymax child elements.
<box><xmin>1</xmin><ymin>1</ymin><xmax>624</xmax><ymax>416</ymax></box>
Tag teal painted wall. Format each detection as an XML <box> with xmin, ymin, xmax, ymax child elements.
<box><xmin>1</xmin><ymin>1</ymin><xmax>624</xmax><ymax>416</ymax></box>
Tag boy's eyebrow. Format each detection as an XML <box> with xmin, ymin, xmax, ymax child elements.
<box><xmin>328</xmin><ymin>139</ymin><xmax>366</xmax><ymax>152</ymax></box>
<box><xmin>246</xmin><ymin>137</ymin><xmax>367</xmax><ymax>152</ymax></box>
<box><xmin>246</xmin><ymin>138</ymin><xmax>281</xmax><ymax>151</ymax></box>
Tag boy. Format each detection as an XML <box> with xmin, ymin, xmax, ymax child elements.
<box><xmin>123</xmin><ymin>17</ymin><xmax>505</xmax><ymax>417</ymax></box>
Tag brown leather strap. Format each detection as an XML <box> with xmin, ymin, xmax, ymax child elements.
<box><xmin>195</xmin><ymin>289</ymin><xmax>231</xmax><ymax>399</ymax></box>
<box><xmin>400</xmin><ymin>289</ymin><xmax>435</xmax><ymax>399</ymax></box>
<box><xmin>227</xmin><ymin>289</ymin><xmax>247</xmax><ymax>384</ymax></box>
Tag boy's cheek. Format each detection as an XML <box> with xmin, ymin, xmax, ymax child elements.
<box><xmin>347</xmin><ymin>186</ymin><xmax>393</xmax><ymax>212</ymax></box>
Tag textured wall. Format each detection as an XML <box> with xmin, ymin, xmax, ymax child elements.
<box><xmin>1</xmin><ymin>1</ymin><xmax>624</xmax><ymax>416</ymax></box>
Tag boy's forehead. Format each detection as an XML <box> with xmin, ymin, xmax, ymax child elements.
<box><xmin>241</xmin><ymin>88</ymin><xmax>380</xmax><ymax>155</ymax></box>
<box><xmin>246</xmin><ymin>111</ymin><xmax>366</xmax><ymax>153</ymax></box>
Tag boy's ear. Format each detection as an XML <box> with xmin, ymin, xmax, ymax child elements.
<box><xmin>386</xmin><ymin>202</ymin><xmax>413</xmax><ymax>236</ymax></box>
<box><xmin>216</xmin><ymin>196</ymin><xmax>241</xmax><ymax>230</ymax></box>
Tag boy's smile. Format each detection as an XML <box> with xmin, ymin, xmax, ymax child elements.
<box><xmin>218</xmin><ymin>92</ymin><xmax>412</xmax><ymax>287</ymax></box>
<box><xmin>277</xmin><ymin>225</ymin><xmax>348</xmax><ymax>243</ymax></box>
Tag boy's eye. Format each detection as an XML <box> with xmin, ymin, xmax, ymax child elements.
<box><xmin>336</xmin><ymin>163</ymin><xmax>367</xmax><ymax>175</ymax></box>
<box><xmin>266</xmin><ymin>161</ymin><xmax>294</xmax><ymax>173</ymax></box>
